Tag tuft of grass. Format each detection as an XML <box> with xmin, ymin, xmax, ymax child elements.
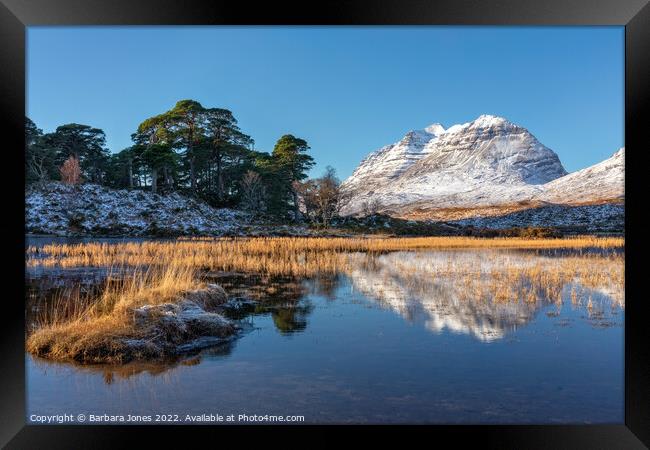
<box><xmin>26</xmin><ymin>263</ymin><xmax>232</xmax><ymax>364</ymax></box>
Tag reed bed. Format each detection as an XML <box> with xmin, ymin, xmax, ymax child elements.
<box><xmin>456</xmin><ymin>254</ymin><xmax>624</xmax><ymax>307</ymax></box>
<box><xmin>353</xmin><ymin>250</ymin><xmax>624</xmax><ymax>308</ymax></box>
<box><xmin>26</xmin><ymin>236</ymin><xmax>624</xmax><ymax>363</ymax></box>
<box><xmin>26</xmin><ymin>263</ymin><xmax>214</xmax><ymax>363</ymax></box>
<box><xmin>27</xmin><ymin>236</ymin><xmax>624</xmax><ymax>277</ymax></box>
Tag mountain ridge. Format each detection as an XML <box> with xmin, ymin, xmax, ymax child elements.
<box><xmin>340</xmin><ymin>115</ymin><xmax>623</xmax><ymax>220</ymax></box>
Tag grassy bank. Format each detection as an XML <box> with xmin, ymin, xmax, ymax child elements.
<box><xmin>27</xmin><ymin>263</ymin><xmax>235</xmax><ymax>364</ymax></box>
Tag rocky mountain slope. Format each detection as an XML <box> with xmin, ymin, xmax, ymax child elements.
<box><xmin>340</xmin><ymin>115</ymin><xmax>624</xmax><ymax>222</ymax></box>
<box><xmin>341</xmin><ymin>123</ymin><xmax>445</xmax><ymax>195</ymax></box>
<box><xmin>540</xmin><ymin>147</ymin><xmax>624</xmax><ymax>205</ymax></box>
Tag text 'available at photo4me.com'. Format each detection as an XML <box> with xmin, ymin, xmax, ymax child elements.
<box><xmin>29</xmin><ymin>413</ymin><xmax>306</xmax><ymax>424</ymax></box>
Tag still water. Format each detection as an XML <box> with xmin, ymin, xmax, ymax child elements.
<box><xmin>26</xmin><ymin>241</ymin><xmax>624</xmax><ymax>424</ymax></box>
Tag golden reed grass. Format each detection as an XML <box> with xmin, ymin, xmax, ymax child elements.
<box><xmin>27</xmin><ymin>263</ymin><xmax>204</xmax><ymax>363</ymax></box>
<box><xmin>26</xmin><ymin>236</ymin><xmax>623</xmax><ymax>277</ymax></box>
<box><xmin>26</xmin><ymin>236</ymin><xmax>624</xmax><ymax>363</ymax></box>
<box><xmin>353</xmin><ymin>250</ymin><xmax>624</xmax><ymax>308</ymax></box>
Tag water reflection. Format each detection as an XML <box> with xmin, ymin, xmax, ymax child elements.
<box><xmin>345</xmin><ymin>251</ymin><xmax>623</xmax><ymax>342</ymax></box>
<box><xmin>25</xmin><ymin>242</ymin><xmax>625</xmax><ymax>423</ymax></box>
<box><xmin>26</xmin><ymin>248</ymin><xmax>624</xmax><ymax>379</ymax></box>
<box><xmin>30</xmin><ymin>339</ymin><xmax>237</xmax><ymax>383</ymax></box>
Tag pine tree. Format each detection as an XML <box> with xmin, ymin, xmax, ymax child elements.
<box><xmin>141</xmin><ymin>144</ymin><xmax>177</xmax><ymax>194</ymax></box>
<box><xmin>45</xmin><ymin>124</ymin><xmax>110</xmax><ymax>183</ymax></box>
<box><xmin>25</xmin><ymin>117</ymin><xmax>55</xmax><ymax>184</ymax></box>
<box><xmin>165</xmin><ymin>100</ymin><xmax>206</xmax><ymax>191</ymax></box>
<box><xmin>268</xmin><ymin>135</ymin><xmax>315</xmax><ymax>220</ymax></box>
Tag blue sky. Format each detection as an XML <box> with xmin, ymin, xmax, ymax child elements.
<box><xmin>27</xmin><ymin>26</ymin><xmax>623</xmax><ymax>178</ymax></box>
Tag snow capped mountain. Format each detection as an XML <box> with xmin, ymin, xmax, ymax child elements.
<box><xmin>540</xmin><ymin>147</ymin><xmax>624</xmax><ymax>205</ymax></box>
<box><xmin>404</xmin><ymin>115</ymin><xmax>567</xmax><ymax>185</ymax></box>
<box><xmin>341</xmin><ymin>123</ymin><xmax>445</xmax><ymax>193</ymax></box>
<box><xmin>340</xmin><ymin>115</ymin><xmax>623</xmax><ymax>220</ymax></box>
<box><xmin>424</xmin><ymin>123</ymin><xmax>446</xmax><ymax>135</ymax></box>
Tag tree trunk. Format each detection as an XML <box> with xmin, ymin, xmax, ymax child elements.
<box><xmin>151</xmin><ymin>167</ymin><xmax>157</xmax><ymax>194</ymax></box>
<box><xmin>216</xmin><ymin>153</ymin><xmax>224</xmax><ymax>201</ymax></box>
<box><xmin>188</xmin><ymin>130</ymin><xmax>196</xmax><ymax>190</ymax></box>
<box><xmin>292</xmin><ymin>189</ymin><xmax>300</xmax><ymax>222</ymax></box>
<box><xmin>163</xmin><ymin>166</ymin><xmax>171</xmax><ymax>188</ymax></box>
<box><xmin>127</xmin><ymin>158</ymin><xmax>133</xmax><ymax>189</ymax></box>
<box><xmin>189</xmin><ymin>154</ymin><xmax>196</xmax><ymax>190</ymax></box>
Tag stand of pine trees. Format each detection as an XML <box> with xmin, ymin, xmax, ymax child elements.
<box><xmin>24</xmin><ymin>99</ymin><xmax>344</xmax><ymax>222</ymax></box>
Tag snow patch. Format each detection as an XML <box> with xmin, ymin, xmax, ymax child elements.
<box><xmin>25</xmin><ymin>183</ymin><xmax>250</xmax><ymax>236</ymax></box>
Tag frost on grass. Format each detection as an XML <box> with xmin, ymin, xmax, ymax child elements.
<box><xmin>27</xmin><ymin>282</ymin><xmax>239</xmax><ymax>364</ymax></box>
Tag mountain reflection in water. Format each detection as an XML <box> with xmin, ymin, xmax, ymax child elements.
<box><xmin>26</xmin><ymin>248</ymin><xmax>623</xmax><ymax>377</ymax></box>
<box><xmin>345</xmin><ymin>250</ymin><xmax>623</xmax><ymax>342</ymax></box>
<box><xmin>26</xmin><ymin>245</ymin><xmax>624</xmax><ymax>423</ymax></box>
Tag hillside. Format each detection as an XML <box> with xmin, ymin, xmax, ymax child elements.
<box><xmin>26</xmin><ymin>183</ymin><xmax>249</xmax><ymax>236</ymax></box>
<box><xmin>540</xmin><ymin>148</ymin><xmax>624</xmax><ymax>205</ymax></box>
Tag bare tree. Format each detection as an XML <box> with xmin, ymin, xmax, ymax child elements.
<box><xmin>240</xmin><ymin>170</ymin><xmax>266</xmax><ymax>214</ymax></box>
<box><xmin>361</xmin><ymin>197</ymin><xmax>381</xmax><ymax>217</ymax></box>
<box><xmin>28</xmin><ymin>153</ymin><xmax>49</xmax><ymax>185</ymax></box>
<box><xmin>316</xmin><ymin>167</ymin><xmax>341</xmax><ymax>227</ymax></box>
<box><xmin>59</xmin><ymin>156</ymin><xmax>82</xmax><ymax>185</ymax></box>
<box><xmin>294</xmin><ymin>179</ymin><xmax>317</xmax><ymax>222</ymax></box>
<box><xmin>295</xmin><ymin>166</ymin><xmax>341</xmax><ymax>227</ymax></box>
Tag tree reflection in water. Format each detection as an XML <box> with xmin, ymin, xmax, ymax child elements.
<box><xmin>26</xmin><ymin>248</ymin><xmax>623</xmax><ymax>381</ymax></box>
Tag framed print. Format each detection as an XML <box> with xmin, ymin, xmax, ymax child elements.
<box><xmin>1</xmin><ymin>0</ymin><xmax>648</xmax><ymax>447</ymax></box>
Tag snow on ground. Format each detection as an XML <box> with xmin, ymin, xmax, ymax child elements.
<box><xmin>449</xmin><ymin>203</ymin><xmax>624</xmax><ymax>232</ymax></box>
<box><xmin>25</xmin><ymin>183</ymin><xmax>250</xmax><ymax>236</ymax></box>
<box><xmin>541</xmin><ymin>148</ymin><xmax>624</xmax><ymax>204</ymax></box>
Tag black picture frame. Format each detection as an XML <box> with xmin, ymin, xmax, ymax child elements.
<box><xmin>1</xmin><ymin>0</ymin><xmax>648</xmax><ymax>447</ymax></box>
